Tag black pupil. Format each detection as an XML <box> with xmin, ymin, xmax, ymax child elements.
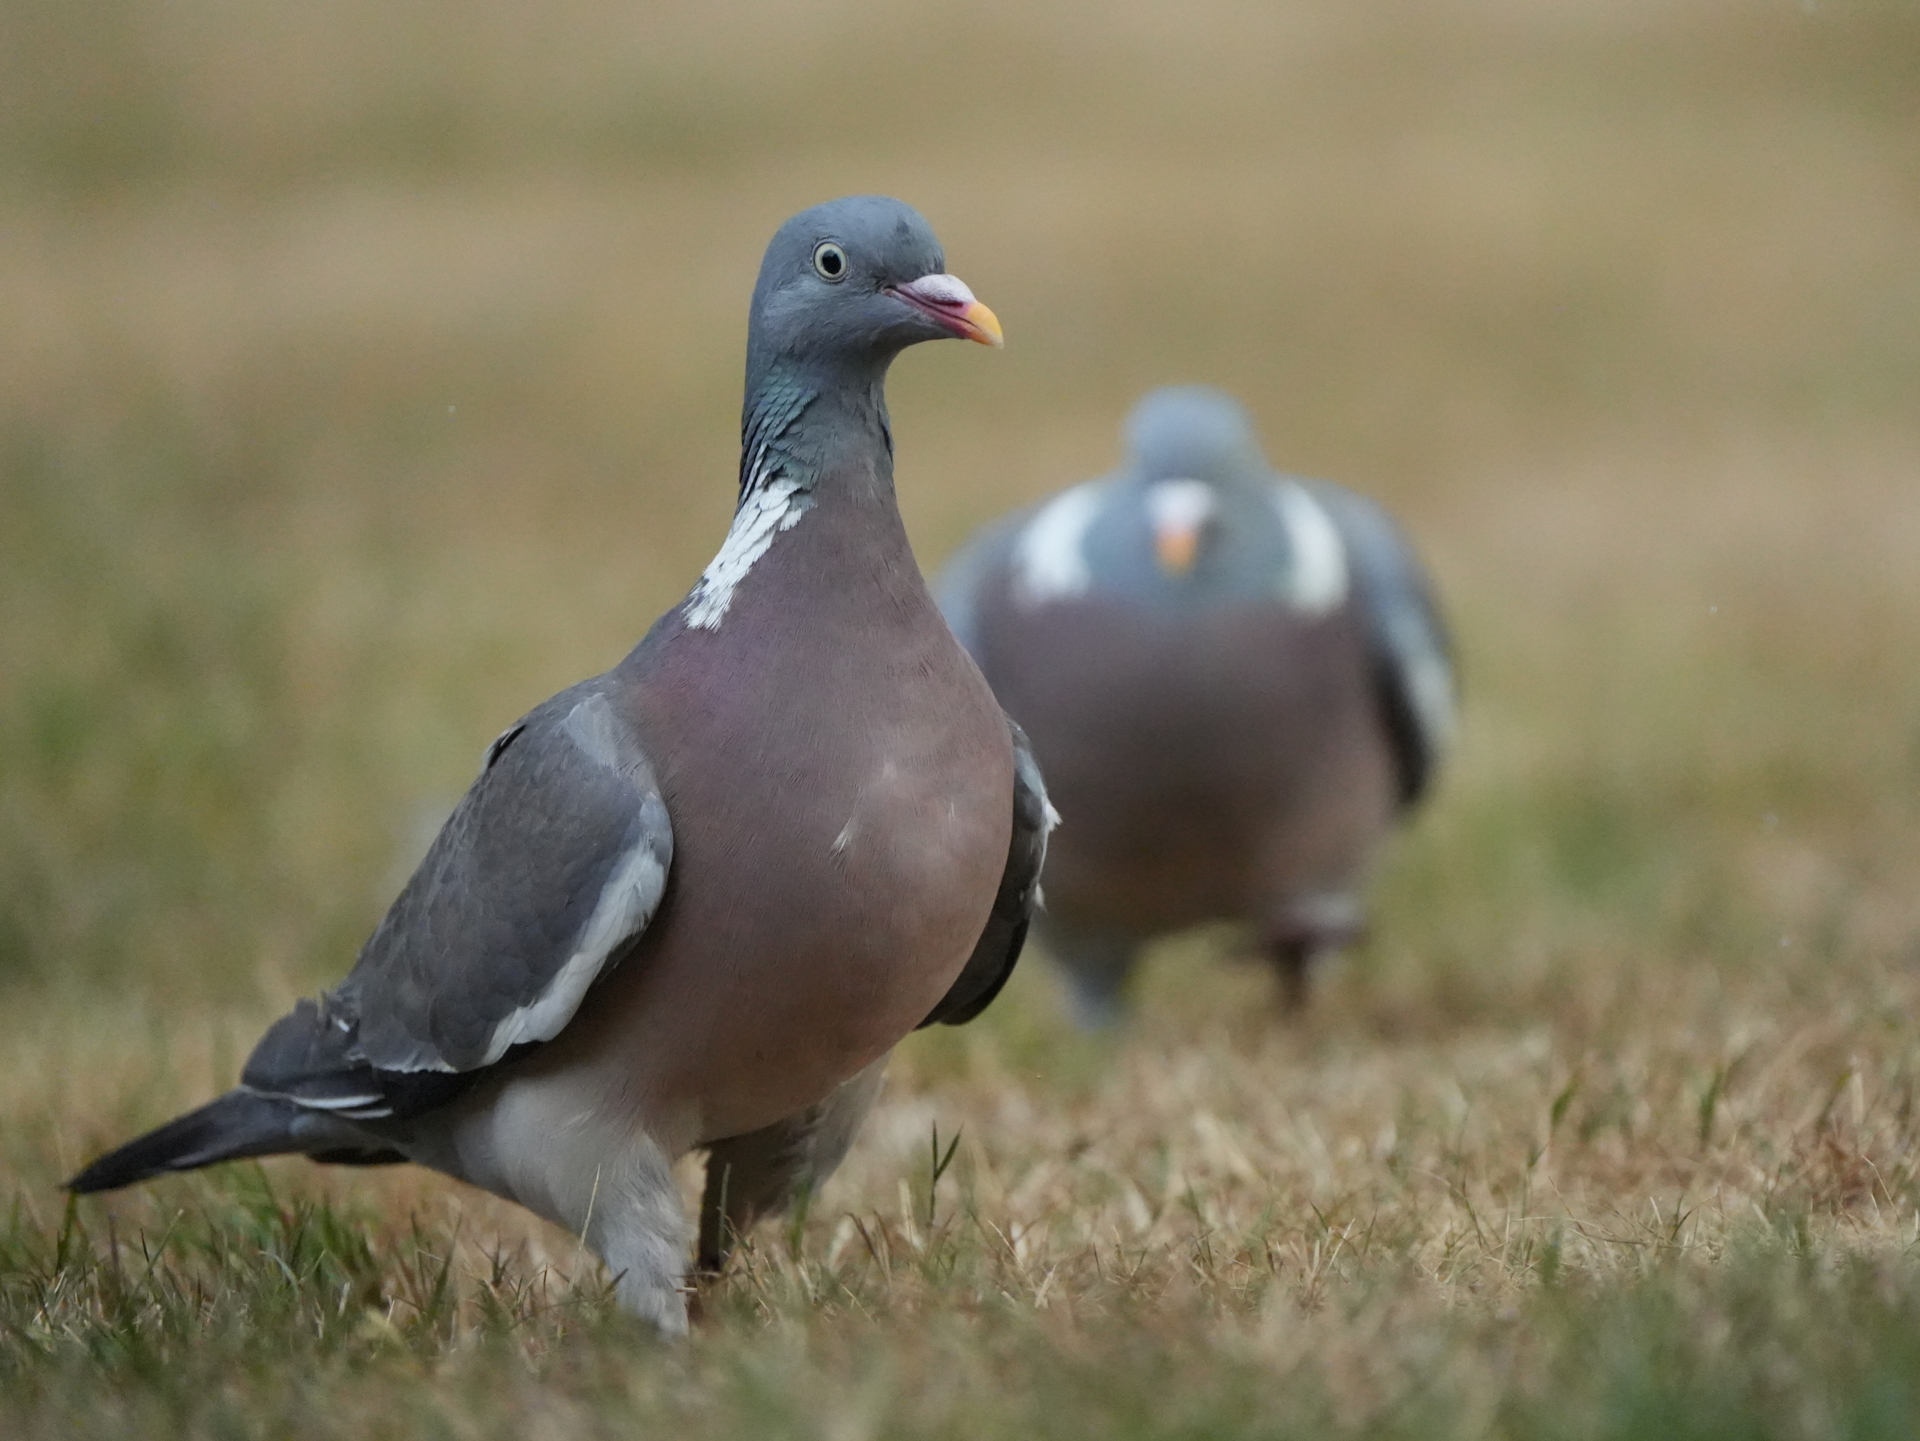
<box><xmin>819</xmin><ymin>248</ymin><xmax>842</xmax><ymax>275</ymax></box>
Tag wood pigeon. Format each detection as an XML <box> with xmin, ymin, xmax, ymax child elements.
<box><xmin>68</xmin><ymin>196</ymin><xmax>1054</xmax><ymax>1334</ymax></box>
<box><xmin>937</xmin><ymin>385</ymin><xmax>1450</xmax><ymax>1024</ymax></box>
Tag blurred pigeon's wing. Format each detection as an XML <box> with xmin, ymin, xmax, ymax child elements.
<box><xmin>919</xmin><ymin>720</ymin><xmax>1056</xmax><ymax>1028</ymax></box>
<box><xmin>1306</xmin><ymin>482</ymin><xmax>1457</xmax><ymax>805</ymax></box>
<box><xmin>242</xmin><ymin>681</ymin><xmax>673</xmax><ymax>1119</ymax></box>
<box><xmin>932</xmin><ymin>509</ymin><xmax>1030</xmax><ymax>655</ymax></box>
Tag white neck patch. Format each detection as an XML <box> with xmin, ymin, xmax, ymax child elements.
<box><xmin>684</xmin><ymin>473</ymin><xmax>812</xmax><ymax>630</ymax></box>
<box><xmin>1271</xmin><ymin>482</ymin><xmax>1349</xmax><ymax>614</ymax></box>
<box><xmin>1013</xmin><ymin>481</ymin><xmax>1104</xmax><ymax>607</ymax></box>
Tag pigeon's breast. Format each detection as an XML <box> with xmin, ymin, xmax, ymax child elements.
<box><xmin>588</xmin><ymin>540</ymin><xmax>1014</xmax><ymax>1142</ymax></box>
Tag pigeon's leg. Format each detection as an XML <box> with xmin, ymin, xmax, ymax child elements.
<box><xmin>1269</xmin><ymin>938</ymin><xmax>1326</xmax><ymax>1012</ymax></box>
<box><xmin>1264</xmin><ymin>893</ymin><xmax>1365</xmax><ymax>1014</ymax></box>
<box><xmin>580</xmin><ymin>1134</ymin><xmax>693</xmax><ymax>1334</ymax></box>
<box><xmin>696</xmin><ymin>1057</ymin><xmax>888</xmax><ymax>1277</ymax></box>
<box><xmin>1044</xmin><ymin>926</ymin><xmax>1140</xmax><ymax>1030</ymax></box>
<box><xmin>420</xmin><ymin>1083</ymin><xmax>693</xmax><ymax>1335</ymax></box>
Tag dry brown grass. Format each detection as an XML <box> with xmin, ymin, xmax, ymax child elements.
<box><xmin>4</xmin><ymin>0</ymin><xmax>1920</xmax><ymax>1435</ymax></box>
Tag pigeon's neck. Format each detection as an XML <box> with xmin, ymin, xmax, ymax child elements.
<box><xmin>738</xmin><ymin>356</ymin><xmax>895</xmax><ymax>506</ymax></box>
<box><xmin>682</xmin><ymin>359</ymin><xmax>900</xmax><ymax>632</ymax></box>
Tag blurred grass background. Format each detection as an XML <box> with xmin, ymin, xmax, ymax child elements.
<box><xmin>3</xmin><ymin>0</ymin><xmax>1920</xmax><ymax>1435</ymax></box>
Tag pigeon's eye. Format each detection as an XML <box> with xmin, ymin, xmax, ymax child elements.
<box><xmin>811</xmin><ymin>242</ymin><xmax>848</xmax><ymax>282</ymax></box>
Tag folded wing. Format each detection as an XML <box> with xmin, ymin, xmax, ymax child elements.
<box><xmin>244</xmin><ymin>681</ymin><xmax>674</xmax><ymax>1120</ymax></box>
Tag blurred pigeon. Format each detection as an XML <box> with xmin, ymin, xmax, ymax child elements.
<box><xmin>938</xmin><ymin>386</ymin><xmax>1451</xmax><ymax>1024</ymax></box>
<box><xmin>68</xmin><ymin>197</ymin><xmax>1053</xmax><ymax>1334</ymax></box>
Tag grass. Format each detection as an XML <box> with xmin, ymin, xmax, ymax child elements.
<box><xmin>4</xmin><ymin>0</ymin><xmax>1920</xmax><ymax>1434</ymax></box>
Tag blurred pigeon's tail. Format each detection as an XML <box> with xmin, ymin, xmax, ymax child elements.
<box><xmin>65</xmin><ymin>1090</ymin><xmax>300</xmax><ymax>1193</ymax></box>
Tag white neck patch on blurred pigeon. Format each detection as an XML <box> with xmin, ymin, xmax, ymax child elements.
<box><xmin>1271</xmin><ymin>482</ymin><xmax>1349</xmax><ymax>613</ymax></box>
<box><xmin>1014</xmin><ymin>482</ymin><xmax>1103</xmax><ymax>606</ymax></box>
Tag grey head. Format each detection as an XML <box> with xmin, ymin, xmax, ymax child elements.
<box><xmin>745</xmin><ymin>199</ymin><xmax>999</xmax><ymax>399</ymax></box>
<box><xmin>1076</xmin><ymin>385</ymin><xmax>1309</xmax><ymax>605</ymax></box>
<box><xmin>1122</xmin><ymin>385</ymin><xmax>1268</xmax><ymax>487</ymax></box>
<box><xmin>735</xmin><ymin>196</ymin><xmax>1001</xmax><ymax>501</ymax></box>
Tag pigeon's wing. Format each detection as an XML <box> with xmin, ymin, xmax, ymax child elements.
<box><xmin>1306</xmin><ymin>481</ymin><xmax>1457</xmax><ymax>806</ymax></box>
<box><xmin>242</xmin><ymin>681</ymin><xmax>673</xmax><ymax>1121</ymax></box>
<box><xmin>919</xmin><ymin>720</ymin><xmax>1055</xmax><ymax>1028</ymax></box>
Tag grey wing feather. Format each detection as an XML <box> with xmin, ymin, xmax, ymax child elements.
<box><xmin>918</xmin><ymin>720</ymin><xmax>1055</xmax><ymax>1028</ymax></box>
<box><xmin>243</xmin><ymin>679</ymin><xmax>672</xmax><ymax>1115</ymax></box>
<box><xmin>1306</xmin><ymin>480</ymin><xmax>1457</xmax><ymax>805</ymax></box>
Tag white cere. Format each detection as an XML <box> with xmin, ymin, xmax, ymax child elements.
<box><xmin>902</xmin><ymin>273</ymin><xmax>977</xmax><ymax>307</ymax></box>
<box><xmin>1145</xmin><ymin>477</ymin><xmax>1217</xmax><ymax>543</ymax></box>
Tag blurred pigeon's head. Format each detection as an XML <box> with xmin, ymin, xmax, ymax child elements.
<box><xmin>1121</xmin><ymin>387</ymin><xmax>1271</xmax><ymax>578</ymax></box>
<box><xmin>747</xmin><ymin>196</ymin><xmax>1002</xmax><ymax>379</ymax></box>
<box><xmin>1123</xmin><ymin>387</ymin><xmax>1267</xmax><ymax>486</ymax></box>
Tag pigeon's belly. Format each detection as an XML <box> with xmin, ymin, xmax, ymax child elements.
<box><xmin>653</xmin><ymin>720</ymin><xmax>1011</xmax><ymax>1140</ymax></box>
<box><xmin>987</xmin><ymin>596</ymin><xmax>1391</xmax><ymax>933</ymax></box>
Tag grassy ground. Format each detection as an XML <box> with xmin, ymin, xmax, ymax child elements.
<box><xmin>5</xmin><ymin>0</ymin><xmax>1920</xmax><ymax>1434</ymax></box>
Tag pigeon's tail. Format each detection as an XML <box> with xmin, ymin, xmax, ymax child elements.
<box><xmin>66</xmin><ymin>1090</ymin><xmax>303</xmax><ymax>1193</ymax></box>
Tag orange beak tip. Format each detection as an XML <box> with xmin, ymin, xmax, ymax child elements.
<box><xmin>963</xmin><ymin>300</ymin><xmax>1005</xmax><ymax>348</ymax></box>
<box><xmin>1154</xmin><ymin>527</ymin><xmax>1200</xmax><ymax>576</ymax></box>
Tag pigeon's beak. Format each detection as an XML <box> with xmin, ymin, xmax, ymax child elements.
<box><xmin>890</xmin><ymin>273</ymin><xmax>1004</xmax><ymax>348</ymax></box>
<box><xmin>1152</xmin><ymin>518</ymin><xmax>1202</xmax><ymax>577</ymax></box>
<box><xmin>1146</xmin><ymin>479</ymin><xmax>1216</xmax><ymax>578</ymax></box>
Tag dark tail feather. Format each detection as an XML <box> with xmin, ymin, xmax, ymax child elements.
<box><xmin>66</xmin><ymin>1090</ymin><xmax>302</xmax><ymax>1193</ymax></box>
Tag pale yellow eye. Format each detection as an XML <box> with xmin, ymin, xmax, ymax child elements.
<box><xmin>811</xmin><ymin>242</ymin><xmax>848</xmax><ymax>282</ymax></box>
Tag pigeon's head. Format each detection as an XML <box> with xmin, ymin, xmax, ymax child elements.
<box><xmin>1120</xmin><ymin>387</ymin><xmax>1272</xmax><ymax>580</ymax></box>
<box><xmin>1123</xmin><ymin>387</ymin><xmax>1267</xmax><ymax>485</ymax></box>
<box><xmin>747</xmin><ymin>196</ymin><xmax>1003</xmax><ymax>376</ymax></box>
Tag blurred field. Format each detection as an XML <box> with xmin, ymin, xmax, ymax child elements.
<box><xmin>4</xmin><ymin>0</ymin><xmax>1920</xmax><ymax>1435</ymax></box>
